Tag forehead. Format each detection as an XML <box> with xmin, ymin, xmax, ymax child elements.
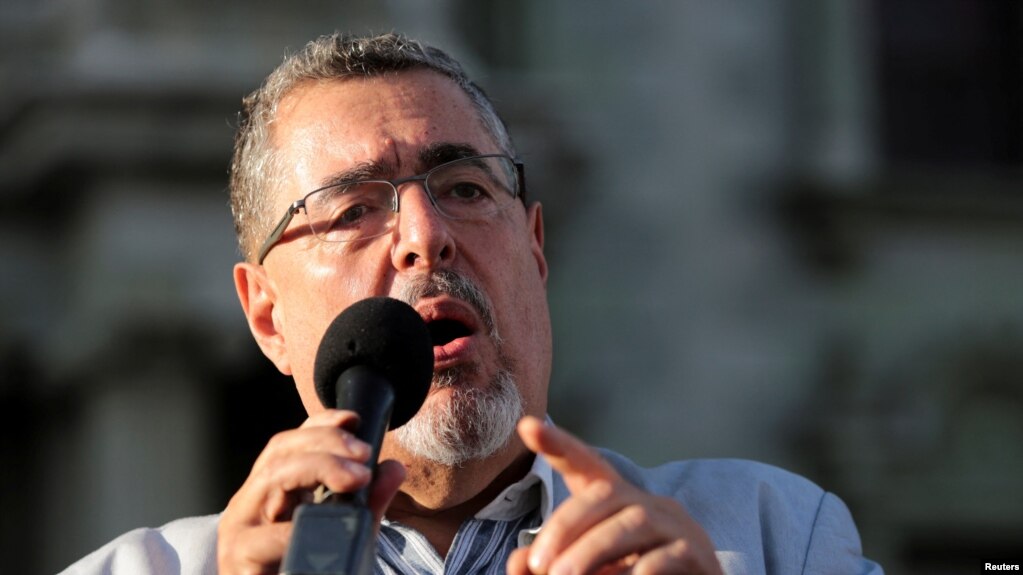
<box><xmin>272</xmin><ymin>70</ymin><xmax>499</xmax><ymax>194</ymax></box>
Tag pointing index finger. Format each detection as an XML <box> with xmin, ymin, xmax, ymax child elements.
<box><xmin>516</xmin><ymin>416</ymin><xmax>619</xmax><ymax>492</ymax></box>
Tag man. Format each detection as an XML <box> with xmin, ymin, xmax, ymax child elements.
<box><xmin>63</xmin><ymin>33</ymin><xmax>882</xmax><ymax>574</ymax></box>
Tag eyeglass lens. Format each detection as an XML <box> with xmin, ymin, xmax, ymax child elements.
<box><xmin>304</xmin><ymin>155</ymin><xmax>519</xmax><ymax>243</ymax></box>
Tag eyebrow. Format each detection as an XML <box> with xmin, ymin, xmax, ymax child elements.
<box><xmin>313</xmin><ymin>142</ymin><xmax>485</xmax><ymax>191</ymax></box>
<box><xmin>419</xmin><ymin>142</ymin><xmax>484</xmax><ymax>170</ymax></box>
<box><xmin>316</xmin><ymin>160</ymin><xmax>393</xmax><ymax>191</ymax></box>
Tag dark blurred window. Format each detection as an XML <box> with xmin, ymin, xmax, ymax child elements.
<box><xmin>876</xmin><ymin>0</ymin><xmax>1023</xmax><ymax>167</ymax></box>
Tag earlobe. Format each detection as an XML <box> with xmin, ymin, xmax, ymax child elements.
<box><xmin>527</xmin><ymin>202</ymin><xmax>548</xmax><ymax>284</ymax></box>
<box><xmin>233</xmin><ymin>262</ymin><xmax>293</xmax><ymax>375</ymax></box>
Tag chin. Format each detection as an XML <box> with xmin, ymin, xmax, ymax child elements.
<box><xmin>391</xmin><ymin>367</ymin><xmax>523</xmax><ymax>467</ymax></box>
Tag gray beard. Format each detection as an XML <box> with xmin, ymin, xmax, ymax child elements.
<box><xmin>393</xmin><ymin>365</ymin><xmax>523</xmax><ymax>467</ymax></box>
<box><xmin>393</xmin><ymin>269</ymin><xmax>522</xmax><ymax>466</ymax></box>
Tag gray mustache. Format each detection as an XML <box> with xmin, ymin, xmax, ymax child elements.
<box><xmin>396</xmin><ymin>269</ymin><xmax>498</xmax><ymax>338</ymax></box>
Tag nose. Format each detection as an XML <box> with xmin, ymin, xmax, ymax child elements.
<box><xmin>390</xmin><ymin>182</ymin><xmax>456</xmax><ymax>271</ymax></box>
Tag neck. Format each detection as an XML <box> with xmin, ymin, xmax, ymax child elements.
<box><xmin>383</xmin><ymin>438</ymin><xmax>534</xmax><ymax>557</ymax></box>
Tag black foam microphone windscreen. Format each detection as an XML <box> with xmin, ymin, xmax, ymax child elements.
<box><xmin>312</xmin><ymin>296</ymin><xmax>433</xmax><ymax>430</ymax></box>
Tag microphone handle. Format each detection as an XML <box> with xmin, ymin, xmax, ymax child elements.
<box><xmin>281</xmin><ymin>366</ymin><xmax>395</xmax><ymax>575</ymax></box>
<box><xmin>332</xmin><ymin>365</ymin><xmax>395</xmax><ymax>506</ymax></box>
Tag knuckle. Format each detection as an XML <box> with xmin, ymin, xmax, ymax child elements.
<box><xmin>668</xmin><ymin>540</ymin><xmax>705</xmax><ymax>572</ymax></box>
<box><xmin>252</xmin><ymin>458</ymin><xmax>280</xmax><ymax>486</ymax></box>
<box><xmin>265</xmin><ymin>429</ymin><xmax>292</xmax><ymax>452</ymax></box>
<box><xmin>669</xmin><ymin>538</ymin><xmax>691</xmax><ymax>557</ymax></box>
<box><xmin>321</xmin><ymin>457</ymin><xmax>369</xmax><ymax>489</ymax></box>
<box><xmin>634</xmin><ymin>559</ymin><xmax>664</xmax><ymax>575</ymax></box>
<box><xmin>585</xmin><ymin>478</ymin><xmax>616</xmax><ymax>503</ymax></box>
<box><xmin>620</xmin><ymin>503</ymin><xmax>653</xmax><ymax>530</ymax></box>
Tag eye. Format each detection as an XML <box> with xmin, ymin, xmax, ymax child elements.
<box><xmin>314</xmin><ymin>182</ymin><xmax>394</xmax><ymax>234</ymax></box>
<box><xmin>334</xmin><ymin>204</ymin><xmax>370</xmax><ymax>226</ymax></box>
<box><xmin>447</xmin><ymin>183</ymin><xmax>488</xmax><ymax>201</ymax></box>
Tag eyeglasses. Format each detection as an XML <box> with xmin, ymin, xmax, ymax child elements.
<box><xmin>257</xmin><ymin>154</ymin><xmax>525</xmax><ymax>264</ymax></box>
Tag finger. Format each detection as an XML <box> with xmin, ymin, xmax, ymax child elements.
<box><xmin>218</xmin><ymin>521</ymin><xmax>292</xmax><ymax>574</ymax></box>
<box><xmin>528</xmin><ymin>479</ymin><xmax>634</xmax><ymax>573</ymax></box>
<box><xmin>225</xmin><ymin>424</ymin><xmax>374</xmax><ymax>528</ymax></box>
<box><xmin>630</xmin><ymin>539</ymin><xmax>723</xmax><ymax>575</ymax></box>
<box><xmin>228</xmin><ymin>453</ymin><xmax>371</xmax><ymax>523</ymax></box>
<box><xmin>506</xmin><ymin>547</ymin><xmax>531</xmax><ymax>575</ymax></box>
<box><xmin>593</xmin><ymin>557</ymin><xmax>636</xmax><ymax>575</ymax></box>
<box><xmin>300</xmin><ymin>408</ymin><xmax>361</xmax><ymax>429</ymax></box>
<box><xmin>548</xmin><ymin>503</ymin><xmax>670</xmax><ymax>575</ymax></box>
<box><xmin>259</xmin><ymin>421</ymin><xmax>371</xmax><ymax>464</ymax></box>
<box><xmin>262</xmin><ymin>453</ymin><xmax>372</xmax><ymax>514</ymax></box>
<box><xmin>554</xmin><ymin>501</ymin><xmax>722</xmax><ymax>575</ymax></box>
<box><xmin>367</xmin><ymin>459</ymin><xmax>406</xmax><ymax>524</ymax></box>
<box><xmin>271</xmin><ymin>426</ymin><xmax>371</xmax><ymax>461</ymax></box>
<box><xmin>517</xmin><ymin>416</ymin><xmax>618</xmax><ymax>492</ymax></box>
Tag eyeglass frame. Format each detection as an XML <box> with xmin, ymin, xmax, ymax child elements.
<box><xmin>255</xmin><ymin>153</ymin><xmax>526</xmax><ymax>264</ymax></box>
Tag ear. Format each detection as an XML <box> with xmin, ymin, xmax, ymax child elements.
<box><xmin>526</xmin><ymin>202</ymin><xmax>548</xmax><ymax>285</ymax></box>
<box><xmin>233</xmin><ymin>262</ymin><xmax>293</xmax><ymax>375</ymax></box>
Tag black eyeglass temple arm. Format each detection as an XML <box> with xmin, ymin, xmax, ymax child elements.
<box><xmin>257</xmin><ymin>200</ymin><xmax>304</xmax><ymax>265</ymax></box>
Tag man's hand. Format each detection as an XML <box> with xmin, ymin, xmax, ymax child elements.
<box><xmin>508</xmin><ymin>416</ymin><xmax>723</xmax><ymax>575</ymax></box>
<box><xmin>216</xmin><ymin>409</ymin><xmax>406</xmax><ymax>575</ymax></box>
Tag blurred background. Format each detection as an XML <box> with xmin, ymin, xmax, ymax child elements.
<box><xmin>2</xmin><ymin>0</ymin><xmax>1022</xmax><ymax>573</ymax></box>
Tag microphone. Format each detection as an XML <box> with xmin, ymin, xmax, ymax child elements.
<box><xmin>282</xmin><ymin>297</ymin><xmax>433</xmax><ymax>575</ymax></box>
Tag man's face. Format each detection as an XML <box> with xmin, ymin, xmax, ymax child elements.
<box><xmin>238</xmin><ymin>69</ymin><xmax>551</xmax><ymax>462</ymax></box>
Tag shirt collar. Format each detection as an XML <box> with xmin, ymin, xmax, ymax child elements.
<box><xmin>473</xmin><ymin>448</ymin><xmax>554</xmax><ymax>522</ymax></box>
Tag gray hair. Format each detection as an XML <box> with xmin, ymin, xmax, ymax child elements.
<box><xmin>229</xmin><ymin>32</ymin><xmax>517</xmax><ymax>262</ymax></box>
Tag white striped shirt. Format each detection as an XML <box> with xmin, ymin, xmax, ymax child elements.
<box><xmin>374</xmin><ymin>455</ymin><xmax>553</xmax><ymax>575</ymax></box>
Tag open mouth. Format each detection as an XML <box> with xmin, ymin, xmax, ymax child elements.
<box><xmin>427</xmin><ymin>318</ymin><xmax>473</xmax><ymax>347</ymax></box>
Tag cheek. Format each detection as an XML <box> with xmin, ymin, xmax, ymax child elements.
<box><xmin>274</xmin><ymin>243</ymin><xmax>397</xmax><ymax>355</ymax></box>
<box><xmin>493</xmin><ymin>225</ymin><xmax>552</xmax><ymax>401</ymax></box>
<box><xmin>271</xmin><ymin>255</ymin><xmax>384</xmax><ymax>406</ymax></box>
<box><xmin>487</xmin><ymin>234</ymin><xmax>550</xmax><ymax>348</ymax></box>
<box><xmin>283</xmin><ymin>244</ymin><xmax>392</xmax><ymax>312</ymax></box>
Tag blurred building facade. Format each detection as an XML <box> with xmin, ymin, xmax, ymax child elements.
<box><xmin>2</xmin><ymin>1</ymin><xmax>1021</xmax><ymax>573</ymax></box>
